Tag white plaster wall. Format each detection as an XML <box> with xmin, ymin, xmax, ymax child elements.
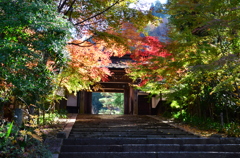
<box><xmin>67</xmin><ymin>94</ymin><xmax>77</xmax><ymax>107</ymax></box>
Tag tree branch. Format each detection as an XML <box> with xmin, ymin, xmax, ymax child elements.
<box><xmin>64</xmin><ymin>0</ymin><xmax>77</xmax><ymax>18</ymax></box>
<box><xmin>58</xmin><ymin>0</ymin><xmax>67</xmax><ymax>13</ymax></box>
<box><xmin>74</xmin><ymin>0</ymin><xmax>123</xmax><ymax>26</ymax></box>
<box><xmin>68</xmin><ymin>35</ymin><xmax>96</xmax><ymax>47</ymax></box>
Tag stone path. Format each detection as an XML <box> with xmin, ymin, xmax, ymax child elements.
<box><xmin>68</xmin><ymin>115</ymin><xmax>197</xmax><ymax>138</ymax></box>
<box><xmin>59</xmin><ymin>114</ymin><xmax>240</xmax><ymax>158</ymax></box>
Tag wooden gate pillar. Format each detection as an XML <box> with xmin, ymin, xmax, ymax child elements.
<box><xmin>79</xmin><ymin>91</ymin><xmax>85</xmax><ymax>114</ymax></box>
<box><xmin>133</xmin><ymin>89</ymin><xmax>138</xmax><ymax>115</ymax></box>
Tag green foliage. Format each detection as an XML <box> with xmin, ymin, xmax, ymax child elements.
<box><xmin>94</xmin><ymin>92</ymin><xmax>124</xmax><ymax>114</ymax></box>
<box><xmin>173</xmin><ymin>112</ymin><xmax>222</xmax><ymax>131</ymax></box>
<box><xmin>126</xmin><ymin>0</ymin><xmax>240</xmax><ymax>136</ymax></box>
<box><xmin>0</xmin><ymin>122</ymin><xmax>13</xmax><ymax>138</ymax></box>
<box><xmin>37</xmin><ymin>110</ymin><xmax>68</xmax><ymax>125</ymax></box>
<box><xmin>0</xmin><ymin>0</ymin><xmax>73</xmax><ymax>110</ymax></box>
<box><xmin>165</xmin><ymin>0</ymin><xmax>240</xmax><ymax>92</ymax></box>
<box><xmin>5</xmin><ymin>121</ymin><xmax>13</xmax><ymax>138</ymax></box>
<box><xmin>0</xmin><ymin>121</ymin><xmax>51</xmax><ymax>157</ymax></box>
<box><xmin>166</xmin><ymin>70</ymin><xmax>240</xmax><ymax>124</ymax></box>
<box><xmin>98</xmin><ymin>0</ymin><xmax>240</xmax><ymax>137</ymax></box>
<box><xmin>224</xmin><ymin>122</ymin><xmax>240</xmax><ymax>137</ymax></box>
<box><xmin>173</xmin><ymin>112</ymin><xmax>240</xmax><ymax>137</ymax></box>
<box><xmin>113</xmin><ymin>93</ymin><xmax>124</xmax><ymax>105</ymax></box>
<box><xmin>92</xmin><ymin>93</ymin><xmax>104</xmax><ymax>114</ymax></box>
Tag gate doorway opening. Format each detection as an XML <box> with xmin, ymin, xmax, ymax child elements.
<box><xmin>92</xmin><ymin>92</ymin><xmax>124</xmax><ymax>115</ymax></box>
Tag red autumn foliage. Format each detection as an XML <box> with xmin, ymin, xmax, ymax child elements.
<box><xmin>130</xmin><ymin>36</ymin><xmax>171</xmax><ymax>62</ymax></box>
<box><xmin>128</xmin><ymin>36</ymin><xmax>172</xmax><ymax>87</ymax></box>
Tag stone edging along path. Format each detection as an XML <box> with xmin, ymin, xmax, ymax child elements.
<box><xmin>44</xmin><ymin>113</ymin><xmax>78</xmax><ymax>158</ymax></box>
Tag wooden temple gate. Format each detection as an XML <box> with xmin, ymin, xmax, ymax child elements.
<box><xmin>64</xmin><ymin>55</ymin><xmax>162</xmax><ymax>115</ymax></box>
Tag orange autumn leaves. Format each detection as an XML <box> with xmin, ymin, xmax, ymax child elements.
<box><xmin>59</xmin><ymin>22</ymin><xmax>146</xmax><ymax>92</ymax></box>
<box><xmin>67</xmin><ymin>40</ymin><xmax>112</xmax><ymax>82</ymax></box>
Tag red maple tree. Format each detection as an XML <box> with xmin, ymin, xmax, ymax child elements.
<box><xmin>127</xmin><ymin>36</ymin><xmax>172</xmax><ymax>88</ymax></box>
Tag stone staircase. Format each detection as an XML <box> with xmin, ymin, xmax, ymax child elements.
<box><xmin>59</xmin><ymin>115</ymin><xmax>240</xmax><ymax>158</ymax></box>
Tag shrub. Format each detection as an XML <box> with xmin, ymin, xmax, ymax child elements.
<box><xmin>0</xmin><ymin>121</ymin><xmax>51</xmax><ymax>158</ymax></box>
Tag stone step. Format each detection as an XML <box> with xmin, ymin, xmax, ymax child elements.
<box><xmin>61</xmin><ymin>145</ymin><xmax>123</xmax><ymax>152</ymax></box>
<box><xmin>69</xmin><ymin>135</ymin><xmax>197</xmax><ymax>138</ymax></box>
<box><xmin>59</xmin><ymin>151</ymin><xmax>240</xmax><ymax>158</ymax></box>
<box><xmin>71</xmin><ymin>127</ymin><xmax>175</xmax><ymax>131</ymax></box>
<box><xmin>74</xmin><ymin>123</ymin><xmax>172</xmax><ymax>128</ymax></box>
<box><xmin>72</xmin><ymin>124</ymin><xmax>172</xmax><ymax>128</ymax></box>
<box><xmin>147</xmin><ymin>134</ymin><xmax>198</xmax><ymax>138</ymax></box>
<box><xmin>124</xmin><ymin>144</ymin><xmax>240</xmax><ymax>152</ymax></box>
<box><xmin>62</xmin><ymin>138</ymin><xmax>240</xmax><ymax>145</ymax></box>
<box><xmin>61</xmin><ymin>144</ymin><xmax>240</xmax><ymax>152</ymax></box>
<box><xmin>70</xmin><ymin>130</ymin><xmax>190</xmax><ymax>135</ymax></box>
<box><xmin>71</xmin><ymin>126</ymin><xmax>175</xmax><ymax>130</ymax></box>
<box><xmin>68</xmin><ymin>134</ymin><xmax>197</xmax><ymax>139</ymax></box>
<box><xmin>60</xmin><ymin>115</ymin><xmax>240</xmax><ymax>158</ymax></box>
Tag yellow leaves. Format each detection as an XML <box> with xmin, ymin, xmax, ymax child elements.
<box><xmin>25</xmin><ymin>120</ymin><xmax>38</xmax><ymax>128</ymax></box>
<box><xmin>11</xmin><ymin>140</ymin><xmax>17</xmax><ymax>144</ymax></box>
<box><xmin>29</xmin><ymin>104</ymin><xmax>36</xmax><ymax>107</ymax></box>
<box><xmin>27</xmin><ymin>131</ymin><xmax>32</xmax><ymax>135</ymax></box>
<box><xmin>19</xmin><ymin>130</ymin><xmax>27</xmax><ymax>136</ymax></box>
<box><xmin>19</xmin><ymin>128</ymin><xmax>43</xmax><ymax>142</ymax></box>
<box><xmin>34</xmin><ymin>129</ymin><xmax>41</xmax><ymax>136</ymax></box>
<box><xmin>29</xmin><ymin>114</ymin><xmax>38</xmax><ymax>119</ymax></box>
<box><xmin>92</xmin><ymin>83</ymin><xmax>103</xmax><ymax>91</ymax></box>
<box><xmin>30</xmin><ymin>133</ymin><xmax>43</xmax><ymax>142</ymax></box>
<box><xmin>8</xmin><ymin>136</ymin><xmax>14</xmax><ymax>140</ymax></box>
